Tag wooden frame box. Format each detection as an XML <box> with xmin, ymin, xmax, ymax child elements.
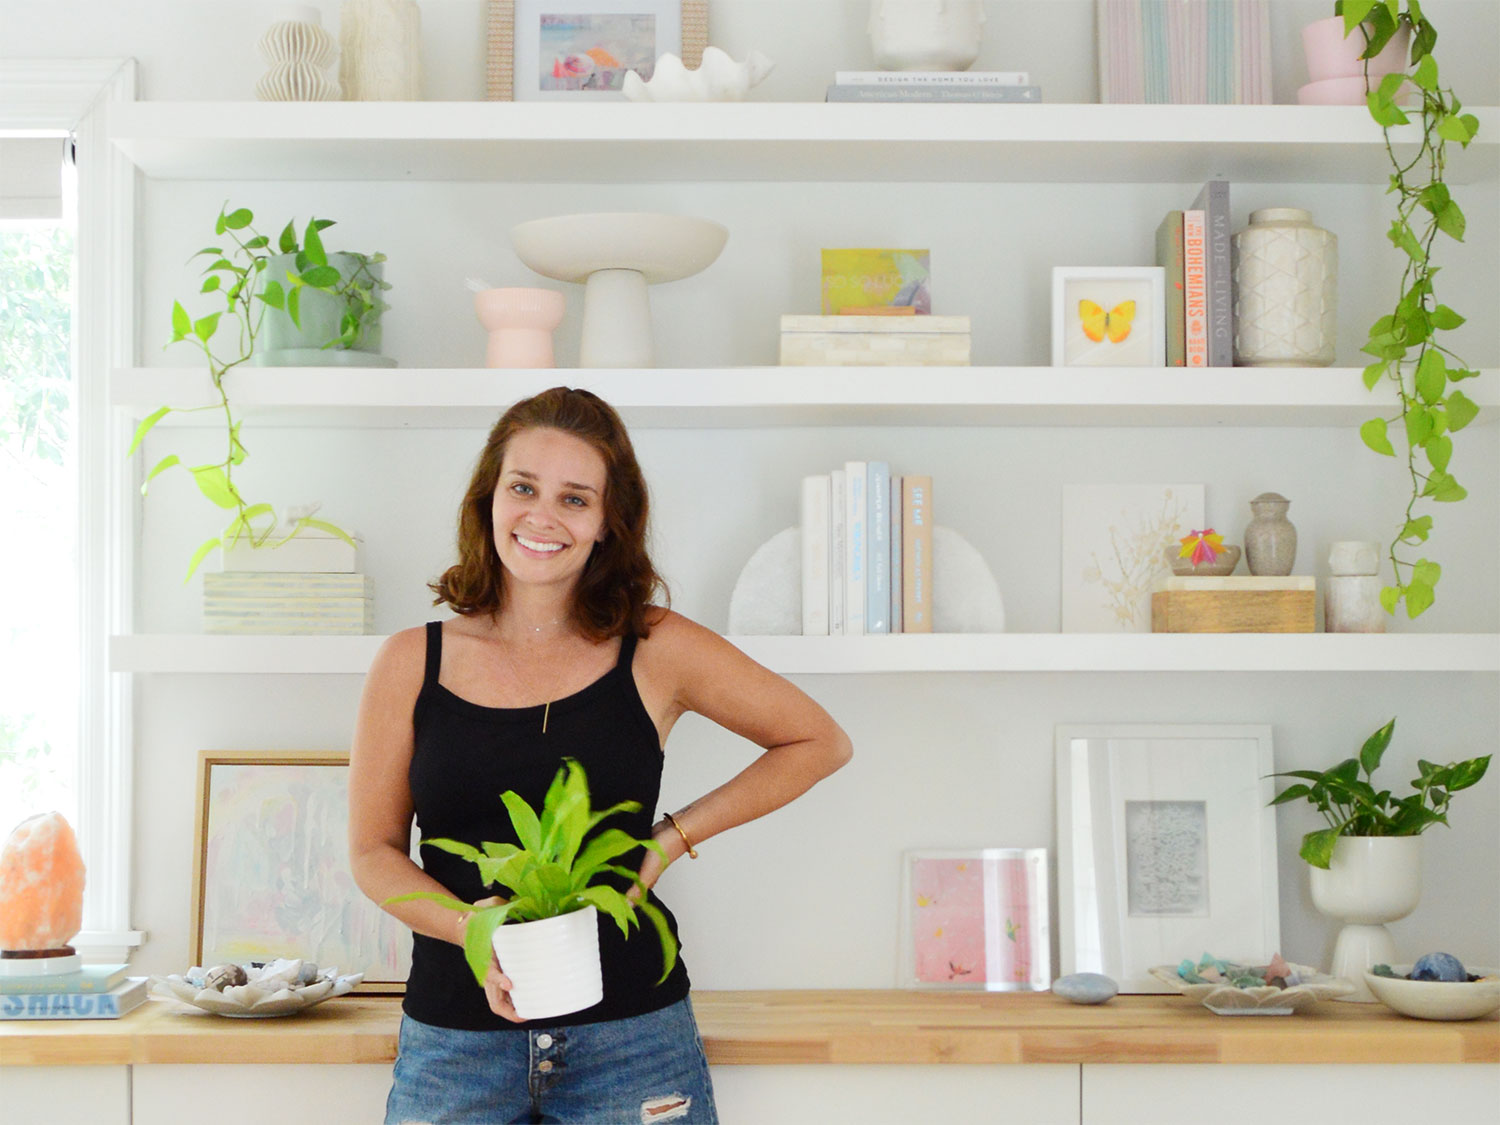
<box><xmin>1151</xmin><ymin>576</ymin><xmax>1316</xmax><ymax>633</ymax></box>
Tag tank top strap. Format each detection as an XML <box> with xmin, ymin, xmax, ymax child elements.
<box><xmin>614</xmin><ymin>630</ymin><xmax>638</xmax><ymax>670</ymax></box>
<box><xmin>423</xmin><ymin>621</ymin><xmax>443</xmax><ymax>690</ymax></box>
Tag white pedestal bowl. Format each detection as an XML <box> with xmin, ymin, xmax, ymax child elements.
<box><xmin>510</xmin><ymin>212</ymin><xmax>728</xmax><ymax>367</ymax></box>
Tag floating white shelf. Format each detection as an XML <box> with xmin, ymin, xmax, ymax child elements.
<box><xmin>110</xmin><ymin>366</ymin><xmax>1500</xmax><ymax>429</ymax></box>
<box><xmin>108</xmin><ymin>102</ymin><xmax>1500</xmax><ymax>184</ymax></box>
<box><xmin>110</xmin><ymin>633</ymin><xmax>1500</xmax><ymax>676</ymax></box>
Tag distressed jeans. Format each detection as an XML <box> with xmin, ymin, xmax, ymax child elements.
<box><xmin>385</xmin><ymin>996</ymin><xmax>718</xmax><ymax>1124</ymax></box>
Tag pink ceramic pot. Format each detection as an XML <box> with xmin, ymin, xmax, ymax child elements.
<box><xmin>474</xmin><ymin>287</ymin><xmax>566</xmax><ymax>368</ymax></box>
<box><xmin>1301</xmin><ymin>16</ymin><xmax>1410</xmax><ymax>85</ymax></box>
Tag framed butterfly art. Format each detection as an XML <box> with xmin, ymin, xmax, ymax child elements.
<box><xmin>1051</xmin><ymin>266</ymin><xmax>1166</xmax><ymax>367</ymax></box>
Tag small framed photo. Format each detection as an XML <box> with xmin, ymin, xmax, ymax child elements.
<box><xmin>512</xmin><ymin>0</ymin><xmax>683</xmax><ymax>100</ymax></box>
<box><xmin>190</xmin><ymin>751</ymin><xmax>413</xmax><ymax>994</ymax></box>
<box><xmin>899</xmin><ymin>848</ymin><xmax>1050</xmax><ymax>991</ymax></box>
<box><xmin>1054</xmin><ymin>725</ymin><xmax>1280</xmax><ymax>993</ymax></box>
<box><xmin>1051</xmin><ymin>266</ymin><xmax>1166</xmax><ymax>367</ymax></box>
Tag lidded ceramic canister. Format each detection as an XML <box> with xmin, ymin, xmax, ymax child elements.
<box><xmin>1244</xmin><ymin>492</ymin><xmax>1297</xmax><ymax>576</ymax></box>
<box><xmin>1232</xmin><ymin>208</ymin><xmax>1337</xmax><ymax>367</ymax></box>
<box><xmin>868</xmin><ymin>0</ymin><xmax>985</xmax><ymax>72</ymax></box>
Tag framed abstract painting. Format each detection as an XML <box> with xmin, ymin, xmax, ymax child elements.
<box><xmin>899</xmin><ymin>848</ymin><xmax>1050</xmax><ymax>991</ymax></box>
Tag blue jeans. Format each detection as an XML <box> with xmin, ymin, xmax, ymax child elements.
<box><xmin>385</xmin><ymin>996</ymin><xmax>719</xmax><ymax>1124</ymax></box>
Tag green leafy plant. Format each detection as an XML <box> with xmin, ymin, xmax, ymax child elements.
<box><xmin>387</xmin><ymin>759</ymin><xmax>678</xmax><ymax>989</ymax></box>
<box><xmin>1338</xmin><ymin>1</ymin><xmax>1482</xmax><ymax>618</ymax></box>
<box><xmin>1269</xmin><ymin>717</ymin><xmax>1491</xmax><ymax>869</ymax></box>
<box><xmin>126</xmin><ymin>203</ymin><xmax>389</xmax><ymax>579</ymax></box>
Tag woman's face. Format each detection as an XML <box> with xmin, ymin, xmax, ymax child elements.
<box><xmin>491</xmin><ymin>427</ymin><xmax>609</xmax><ymax>595</ymax></box>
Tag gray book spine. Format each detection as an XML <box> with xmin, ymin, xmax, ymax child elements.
<box><xmin>824</xmin><ymin>84</ymin><xmax>1041</xmax><ymax>103</ymax></box>
<box><xmin>1192</xmin><ymin>179</ymin><xmax>1232</xmax><ymax>366</ymax></box>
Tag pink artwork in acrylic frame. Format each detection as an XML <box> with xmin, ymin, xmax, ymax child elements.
<box><xmin>900</xmin><ymin>848</ymin><xmax>1050</xmax><ymax>990</ymax></box>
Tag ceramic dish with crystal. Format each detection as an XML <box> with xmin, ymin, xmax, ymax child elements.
<box><xmin>1364</xmin><ymin>966</ymin><xmax>1500</xmax><ymax>1021</ymax></box>
<box><xmin>152</xmin><ymin>958</ymin><xmax>364</xmax><ymax>1018</ymax></box>
<box><xmin>1150</xmin><ymin>958</ymin><xmax>1355</xmax><ymax>1015</ymax></box>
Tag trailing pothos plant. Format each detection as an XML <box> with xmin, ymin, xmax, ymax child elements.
<box><xmin>387</xmin><ymin>759</ymin><xmax>679</xmax><ymax>988</ymax></box>
<box><xmin>1269</xmin><ymin>717</ymin><xmax>1491</xmax><ymax>869</ymax></box>
<box><xmin>1339</xmin><ymin>1</ymin><xmax>1482</xmax><ymax>619</ymax></box>
<box><xmin>127</xmin><ymin>203</ymin><xmax>387</xmax><ymax>579</ymax></box>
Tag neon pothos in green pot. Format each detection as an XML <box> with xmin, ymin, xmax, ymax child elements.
<box><xmin>1269</xmin><ymin>717</ymin><xmax>1491</xmax><ymax>868</ymax></box>
<box><xmin>388</xmin><ymin>759</ymin><xmax>678</xmax><ymax>988</ymax></box>
<box><xmin>126</xmin><ymin>204</ymin><xmax>385</xmax><ymax>579</ymax></box>
<box><xmin>1338</xmin><ymin>1</ymin><xmax>1482</xmax><ymax>618</ymax></box>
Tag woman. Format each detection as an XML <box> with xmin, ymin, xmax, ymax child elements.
<box><xmin>350</xmin><ymin>386</ymin><xmax>852</xmax><ymax>1125</ymax></box>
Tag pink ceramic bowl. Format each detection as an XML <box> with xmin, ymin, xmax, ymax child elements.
<box><xmin>1301</xmin><ymin>16</ymin><xmax>1409</xmax><ymax>83</ymax></box>
<box><xmin>1297</xmin><ymin>76</ymin><xmax>1416</xmax><ymax>106</ymax></box>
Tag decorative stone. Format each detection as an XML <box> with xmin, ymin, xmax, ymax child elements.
<box><xmin>0</xmin><ymin>812</ymin><xmax>86</xmax><ymax>951</ymax></box>
<box><xmin>204</xmin><ymin>963</ymin><xmax>249</xmax><ymax>991</ymax></box>
<box><xmin>1411</xmin><ymin>952</ymin><xmax>1467</xmax><ymax>982</ymax></box>
<box><xmin>1053</xmin><ymin>972</ymin><xmax>1118</xmax><ymax>1005</ymax></box>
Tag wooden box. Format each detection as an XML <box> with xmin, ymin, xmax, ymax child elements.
<box><xmin>1151</xmin><ymin>576</ymin><xmax>1316</xmax><ymax>633</ymax></box>
<box><xmin>779</xmin><ymin>314</ymin><xmax>971</xmax><ymax>366</ymax></box>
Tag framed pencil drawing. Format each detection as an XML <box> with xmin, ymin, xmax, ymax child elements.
<box><xmin>899</xmin><ymin>848</ymin><xmax>1050</xmax><ymax>991</ymax></box>
<box><xmin>190</xmin><ymin>751</ymin><xmax>412</xmax><ymax>994</ymax></box>
<box><xmin>1054</xmin><ymin>725</ymin><xmax>1280</xmax><ymax>993</ymax></box>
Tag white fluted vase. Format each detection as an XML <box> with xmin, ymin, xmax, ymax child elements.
<box><xmin>1309</xmin><ymin>836</ymin><xmax>1422</xmax><ymax>1002</ymax></box>
<box><xmin>1232</xmin><ymin>207</ymin><xmax>1338</xmax><ymax>366</ymax></box>
<box><xmin>340</xmin><ymin>0</ymin><xmax>423</xmax><ymax>100</ymax></box>
<box><xmin>868</xmin><ymin>0</ymin><xmax>985</xmax><ymax>71</ymax></box>
<box><xmin>490</xmin><ymin>906</ymin><xmax>603</xmax><ymax>1021</ymax></box>
<box><xmin>256</xmin><ymin>5</ymin><xmax>340</xmax><ymax>102</ymax></box>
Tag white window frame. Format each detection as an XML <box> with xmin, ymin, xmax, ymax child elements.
<box><xmin>0</xmin><ymin>58</ymin><xmax>140</xmax><ymax>958</ymax></box>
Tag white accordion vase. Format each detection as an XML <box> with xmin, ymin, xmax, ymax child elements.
<box><xmin>255</xmin><ymin>6</ymin><xmax>340</xmax><ymax>102</ymax></box>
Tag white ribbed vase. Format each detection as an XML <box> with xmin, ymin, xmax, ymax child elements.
<box><xmin>340</xmin><ymin>0</ymin><xmax>422</xmax><ymax>100</ymax></box>
<box><xmin>1309</xmin><ymin>836</ymin><xmax>1422</xmax><ymax>1002</ymax></box>
<box><xmin>255</xmin><ymin>6</ymin><xmax>340</xmax><ymax>102</ymax></box>
<box><xmin>1232</xmin><ymin>207</ymin><xmax>1338</xmax><ymax>367</ymax></box>
<box><xmin>491</xmin><ymin>906</ymin><xmax>603</xmax><ymax>1021</ymax></box>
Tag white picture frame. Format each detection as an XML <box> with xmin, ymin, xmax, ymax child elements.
<box><xmin>513</xmin><ymin>0</ymin><xmax>683</xmax><ymax>101</ymax></box>
<box><xmin>1054</xmin><ymin>724</ymin><xmax>1280</xmax><ymax>993</ymax></box>
<box><xmin>1051</xmin><ymin>266</ymin><xmax>1166</xmax><ymax>367</ymax></box>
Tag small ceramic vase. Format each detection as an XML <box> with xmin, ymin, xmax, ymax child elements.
<box><xmin>1232</xmin><ymin>208</ymin><xmax>1338</xmax><ymax>367</ymax></box>
<box><xmin>339</xmin><ymin>0</ymin><xmax>422</xmax><ymax>101</ymax></box>
<box><xmin>1325</xmin><ymin>540</ymin><xmax>1386</xmax><ymax>633</ymax></box>
<box><xmin>1244</xmin><ymin>492</ymin><xmax>1297</xmax><ymax>576</ymax></box>
<box><xmin>868</xmin><ymin>0</ymin><xmax>985</xmax><ymax>72</ymax></box>
<box><xmin>1298</xmin><ymin>17</ymin><xmax>1412</xmax><ymax>106</ymax></box>
<box><xmin>475</xmin><ymin>287</ymin><xmax>566</xmax><ymax>368</ymax></box>
<box><xmin>255</xmin><ymin>5</ymin><xmax>340</xmax><ymax>102</ymax></box>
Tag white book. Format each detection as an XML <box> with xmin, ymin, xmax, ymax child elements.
<box><xmin>889</xmin><ymin>473</ymin><xmax>903</xmax><ymax>633</ymax></box>
<box><xmin>204</xmin><ymin>573</ymin><xmax>373</xmax><ymax>596</ymax></box>
<box><xmin>829</xmin><ymin>469</ymin><xmax>846</xmax><ymax>635</ymax></box>
<box><xmin>843</xmin><ymin>460</ymin><xmax>867</xmax><ymax>636</ymax></box>
<box><xmin>834</xmin><ymin>70</ymin><xmax>1029</xmax><ymax>86</ymax></box>
<box><xmin>800</xmin><ymin>475</ymin><xmax>831</xmax><ymax>636</ymax></box>
<box><xmin>865</xmin><ymin>461</ymin><xmax>890</xmax><ymax>634</ymax></box>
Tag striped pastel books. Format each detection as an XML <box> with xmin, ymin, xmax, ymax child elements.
<box><xmin>1097</xmin><ymin>0</ymin><xmax>1270</xmax><ymax>104</ymax></box>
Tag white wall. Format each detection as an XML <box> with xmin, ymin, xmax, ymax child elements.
<box><xmin>5</xmin><ymin>0</ymin><xmax>1496</xmax><ymax>988</ymax></box>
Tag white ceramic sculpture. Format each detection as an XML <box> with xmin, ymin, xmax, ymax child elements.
<box><xmin>868</xmin><ymin>0</ymin><xmax>986</xmax><ymax>72</ymax></box>
<box><xmin>621</xmin><ymin>46</ymin><xmax>775</xmax><ymax>102</ymax></box>
<box><xmin>255</xmin><ymin>5</ymin><xmax>340</xmax><ymax>102</ymax></box>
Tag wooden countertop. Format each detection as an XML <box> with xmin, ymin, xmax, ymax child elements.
<box><xmin>3</xmin><ymin>991</ymin><xmax>1496</xmax><ymax>1068</ymax></box>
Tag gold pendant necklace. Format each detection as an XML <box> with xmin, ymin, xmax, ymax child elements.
<box><xmin>496</xmin><ymin>615</ymin><xmax>566</xmax><ymax>734</ymax></box>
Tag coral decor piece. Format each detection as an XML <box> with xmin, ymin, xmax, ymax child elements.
<box><xmin>0</xmin><ymin>812</ymin><xmax>86</xmax><ymax>952</ymax></box>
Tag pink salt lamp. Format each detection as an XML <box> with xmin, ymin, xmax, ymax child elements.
<box><xmin>0</xmin><ymin>812</ymin><xmax>86</xmax><ymax>953</ymax></box>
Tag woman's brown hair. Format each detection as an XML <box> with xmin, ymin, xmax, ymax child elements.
<box><xmin>429</xmin><ymin>387</ymin><xmax>668</xmax><ymax>640</ymax></box>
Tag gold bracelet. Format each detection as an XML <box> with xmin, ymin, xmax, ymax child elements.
<box><xmin>661</xmin><ymin>811</ymin><xmax>699</xmax><ymax>859</ymax></box>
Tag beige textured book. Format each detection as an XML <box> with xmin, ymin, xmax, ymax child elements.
<box><xmin>901</xmin><ymin>476</ymin><xmax>933</xmax><ymax>633</ymax></box>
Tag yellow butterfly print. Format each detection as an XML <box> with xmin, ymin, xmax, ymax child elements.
<box><xmin>1079</xmin><ymin>298</ymin><xmax>1136</xmax><ymax>344</ymax></box>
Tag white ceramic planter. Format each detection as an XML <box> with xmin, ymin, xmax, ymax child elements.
<box><xmin>1309</xmin><ymin>836</ymin><xmax>1422</xmax><ymax>1001</ymax></box>
<box><xmin>491</xmin><ymin>905</ymin><xmax>603</xmax><ymax>1021</ymax></box>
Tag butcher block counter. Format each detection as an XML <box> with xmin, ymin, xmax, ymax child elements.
<box><xmin>4</xmin><ymin>990</ymin><xmax>1496</xmax><ymax>1067</ymax></box>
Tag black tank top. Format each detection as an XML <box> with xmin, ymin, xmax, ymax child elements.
<box><xmin>402</xmin><ymin>620</ymin><xmax>691</xmax><ymax>1030</ymax></box>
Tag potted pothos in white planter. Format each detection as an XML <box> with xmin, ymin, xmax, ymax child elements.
<box><xmin>388</xmin><ymin>759</ymin><xmax>677</xmax><ymax>1021</ymax></box>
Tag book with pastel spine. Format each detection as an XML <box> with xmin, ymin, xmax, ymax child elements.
<box><xmin>203</xmin><ymin>571</ymin><xmax>374</xmax><ymax>635</ymax></box>
<box><xmin>0</xmin><ymin>963</ymin><xmax>129</xmax><ymax>995</ymax></box>
<box><xmin>834</xmin><ymin>70</ymin><xmax>1030</xmax><ymax>86</ymax></box>
<box><xmin>0</xmin><ymin>977</ymin><xmax>147</xmax><ymax>1020</ymax></box>
<box><xmin>1155</xmin><ymin>209</ymin><xmax>1186</xmax><ymax>366</ymax></box>
<box><xmin>843</xmin><ymin>461</ymin><xmax>867</xmax><ymax>635</ymax></box>
<box><xmin>889</xmin><ymin>473</ymin><xmax>904</xmax><ymax>634</ymax></box>
<box><xmin>825</xmin><ymin>84</ymin><xmax>1041</xmax><ymax>103</ymax></box>
<box><xmin>800</xmin><ymin>474</ymin><xmax>831</xmax><ymax>636</ymax></box>
<box><xmin>902</xmin><ymin>476</ymin><xmax>933</xmax><ymax>633</ymax></box>
<box><xmin>865</xmin><ymin>461</ymin><xmax>891</xmax><ymax>634</ymax></box>
<box><xmin>1183</xmin><ymin>208</ymin><xmax>1208</xmax><ymax>368</ymax></box>
<box><xmin>829</xmin><ymin>469</ymin><xmax>846</xmax><ymax>635</ymax></box>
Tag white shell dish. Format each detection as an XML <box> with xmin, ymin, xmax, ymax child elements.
<box><xmin>622</xmin><ymin>47</ymin><xmax>774</xmax><ymax>102</ymax></box>
<box><xmin>152</xmin><ymin>959</ymin><xmax>364</xmax><ymax>1018</ymax></box>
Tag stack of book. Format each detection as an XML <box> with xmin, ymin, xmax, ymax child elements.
<box><xmin>1153</xmin><ymin>179</ymin><xmax>1232</xmax><ymax>366</ymax></box>
<box><xmin>0</xmin><ymin>963</ymin><xmax>148</xmax><ymax>1020</ymax></box>
<box><xmin>1097</xmin><ymin>0</ymin><xmax>1271</xmax><ymax>104</ymax></box>
<box><xmin>204</xmin><ymin>571</ymin><xmax>375</xmax><ymax>634</ymax></box>
<box><xmin>800</xmin><ymin>464</ymin><xmax>932</xmax><ymax>636</ymax></box>
<box><xmin>825</xmin><ymin>70</ymin><xmax>1040</xmax><ymax>103</ymax></box>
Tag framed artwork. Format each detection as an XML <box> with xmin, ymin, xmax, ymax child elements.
<box><xmin>1060</xmin><ymin>482</ymin><xmax>1204</xmax><ymax>632</ymax></box>
<box><xmin>899</xmin><ymin>848</ymin><xmax>1050</xmax><ymax>991</ymax></box>
<box><xmin>489</xmin><ymin>0</ymin><xmax>709</xmax><ymax>101</ymax></box>
<box><xmin>1051</xmin><ymin>266</ymin><xmax>1166</xmax><ymax>367</ymax></box>
<box><xmin>1054</xmin><ymin>725</ymin><xmax>1280</xmax><ymax>993</ymax></box>
<box><xmin>190</xmin><ymin>751</ymin><xmax>412</xmax><ymax>994</ymax></box>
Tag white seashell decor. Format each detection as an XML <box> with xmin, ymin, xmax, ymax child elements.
<box><xmin>621</xmin><ymin>46</ymin><xmax>774</xmax><ymax>102</ymax></box>
<box><xmin>256</xmin><ymin>6</ymin><xmax>340</xmax><ymax>102</ymax></box>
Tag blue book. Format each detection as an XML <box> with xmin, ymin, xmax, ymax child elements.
<box><xmin>0</xmin><ymin>963</ymin><xmax>129</xmax><ymax>994</ymax></box>
<box><xmin>866</xmin><ymin>461</ymin><xmax>890</xmax><ymax>634</ymax></box>
<box><xmin>0</xmin><ymin>976</ymin><xmax>147</xmax><ymax>1019</ymax></box>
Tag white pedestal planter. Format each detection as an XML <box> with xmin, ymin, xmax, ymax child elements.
<box><xmin>490</xmin><ymin>906</ymin><xmax>604</xmax><ymax>1021</ymax></box>
<box><xmin>1309</xmin><ymin>836</ymin><xmax>1422</xmax><ymax>1002</ymax></box>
